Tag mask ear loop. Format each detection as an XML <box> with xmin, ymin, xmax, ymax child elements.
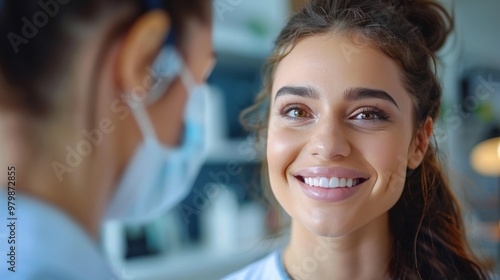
<box><xmin>126</xmin><ymin>95</ymin><xmax>159</xmax><ymax>142</ymax></box>
<box><xmin>127</xmin><ymin>30</ymin><xmax>182</xmax><ymax>142</ymax></box>
<box><xmin>178</xmin><ymin>55</ymin><xmax>198</xmax><ymax>95</ymax></box>
<box><xmin>145</xmin><ymin>48</ymin><xmax>180</xmax><ymax>106</ymax></box>
<box><xmin>145</xmin><ymin>30</ymin><xmax>179</xmax><ymax>106</ymax></box>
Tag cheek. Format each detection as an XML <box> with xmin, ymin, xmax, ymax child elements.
<box><xmin>266</xmin><ymin>128</ymin><xmax>296</xmax><ymax>183</ymax></box>
<box><xmin>361</xmin><ymin>131</ymin><xmax>410</xmax><ymax>202</ymax></box>
<box><xmin>266</xmin><ymin>124</ymin><xmax>303</xmax><ymax>208</ymax></box>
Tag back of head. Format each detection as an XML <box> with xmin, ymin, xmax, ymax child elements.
<box><xmin>0</xmin><ymin>0</ymin><xmax>210</xmax><ymax>116</ymax></box>
<box><xmin>0</xmin><ymin>0</ymin><xmax>213</xmax><ymax>238</ymax></box>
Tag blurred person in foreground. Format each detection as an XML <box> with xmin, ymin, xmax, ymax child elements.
<box><xmin>225</xmin><ymin>0</ymin><xmax>492</xmax><ymax>279</ymax></box>
<box><xmin>0</xmin><ymin>0</ymin><xmax>214</xmax><ymax>279</ymax></box>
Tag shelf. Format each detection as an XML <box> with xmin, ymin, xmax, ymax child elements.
<box><xmin>206</xmin><ymin>138</ymin><xmax>261</xmax><ymax>164</ymax></box>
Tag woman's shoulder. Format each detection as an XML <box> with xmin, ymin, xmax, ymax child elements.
<box><xmin>222</xmin><ymin>250</ymin><xmax>289</xmax><ymax>280</ymax></box>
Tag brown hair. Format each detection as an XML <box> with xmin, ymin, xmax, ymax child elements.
<box><xmin>0</xmin><ymin>0</ymin><xmax>211</xmax><ymax>116</ymax></box>
<box><xmin>241</xmin><ymin>0</ymin><xmax>490</xmax><ymax>279</ymax></box>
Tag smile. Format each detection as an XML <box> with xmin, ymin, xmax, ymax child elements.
<box><xmin>299</xmin><ymin>177</ymin><xmax>366</xmax><ymax>188</ymax></box>
<box><xmin>292</xmin><ymin>167</ymin><xmax>370</xmax><ymax>202</ymax></box>
<box><xmin>294</xmin><ymin>176</ymin><xmax>368</xmax><ymax>202</ymax></box>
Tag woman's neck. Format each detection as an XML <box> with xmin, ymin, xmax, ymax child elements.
<box><xmin>283</xmin><ymin>213</ymin><xmax>392</xmax><ymax>280</ymax></box>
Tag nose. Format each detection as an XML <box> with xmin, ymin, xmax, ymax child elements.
<box><xmin>305</xmin><ymin>120</ymin><xmax>352</xmax><ymax>161</ymax></box>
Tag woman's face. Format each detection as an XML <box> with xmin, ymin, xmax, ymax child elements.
<box><xmin>267</xmin><ymin>34</ymin><xmax>416</xmax><ymax>236</ymax></box>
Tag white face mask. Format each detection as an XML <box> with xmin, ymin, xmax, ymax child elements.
<box><xmin>104</xmin><ymin>46</ymin><xmax>210</xmax><ymax>224</ymax></box>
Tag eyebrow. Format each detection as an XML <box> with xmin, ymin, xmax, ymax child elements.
<box><xmin>344</xmin><ymin>87</ymin><xmax>399</xmax><ymax>110</ymax></box>
<box><xmin>275</xmin><ymin>86</ymin><xmax>319</xmax><ymax>100</ymax></box>
<box><xmin>274</xmin><ymin>86</ymin><xmax>399</xmax><ymax>110</ymax></box>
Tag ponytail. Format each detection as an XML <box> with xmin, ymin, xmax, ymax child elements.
<box><xmin>390</xmin><ymin>144</ymin><xmax>489</xmax><ymax>279</ymax></box>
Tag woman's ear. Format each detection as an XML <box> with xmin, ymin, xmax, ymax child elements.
<box><xmin>116</xmin><ymin>10</ymin><xmax>170</xmax><ymax>93</ymax></box>
<box><xmin>408</xmin><ymin>117</ymin><xmax>433</xmax><ymax>169</ymax></box>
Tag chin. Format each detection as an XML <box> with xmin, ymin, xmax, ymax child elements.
<box><xmin>299</xmin><ymin>216</ymin><xmax>360</xmax><ymax>238</ymax></box>
<box><xmin>309</xmin><ymin>228</ymin><xmax>351</xmax><ymax>238</ymax></box>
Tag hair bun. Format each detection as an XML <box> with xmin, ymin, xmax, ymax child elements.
<box><xmin>404</xmin><ymin>0</ymin><xmax>453</xmax><ymax>52</ymax></box>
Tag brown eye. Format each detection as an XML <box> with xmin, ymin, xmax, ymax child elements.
<box><xmin>287</xmin><ymin>108</ymin><xmax>309</xmax><ymax>118</ymax></box>
<box><xmin>356</xmin><ymin>112</ymin><xmax>377</xmax><ymax>120</ymax></box>
<box><xmin>351</xmin><ymin>108</ymin><xmax>389</xmax><ymax>121</ymax></box>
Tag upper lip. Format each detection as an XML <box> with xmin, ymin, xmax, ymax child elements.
<box><xmin>293</xmin><ymin>166</ymin><xmax>370</xmax><ymax>180</ymax></box>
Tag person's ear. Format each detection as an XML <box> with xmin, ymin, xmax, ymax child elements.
<box><xmin>407</xmin><ymin>117</ymin><xmax>433</xmax><ymax>169</ymax></box>
<box><xmin>116</xmin><ymin>10</ymin><xmax>170</xmax><ymax>93</ymax></box>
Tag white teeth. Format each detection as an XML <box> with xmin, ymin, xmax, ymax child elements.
<box><xmin>329</xmin><ymin>177</ymin><xmax>339</xmax><ymax>188</ymax></box>
<box><xmin>320</xmin><ymin>177</ymin><xmax>329</xmax><ymax>188</ymax></box>
<box><xmin>339</xmin><ymin>178</ymin><xmax>346</xmax><ymax>187</ymax></box>
<box><xmin>302</xmin><ymin>176</ymin><xmax>362</xmax><ymax>189</ymax></box>
<box><xmin>347</xmin><ymin>178</ymin><xmax>353</xmax><ymax>188</ymax></box>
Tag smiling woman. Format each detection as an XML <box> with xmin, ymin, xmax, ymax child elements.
<box><xmin>224</xmin><ymin>0</ymin><xmax>492</xmax><ymax>279</ymax></box>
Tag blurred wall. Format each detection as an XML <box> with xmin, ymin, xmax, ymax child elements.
<box><xmin>439</xmin><ymin>0</ymin><xmax>500</xmax><ymax>272</ymax></box>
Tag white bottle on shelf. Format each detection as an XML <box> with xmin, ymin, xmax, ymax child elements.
<box><xmin>202</xmin><ymin>185</ymin><xmax>239</xmax><ymax>253</ymax></box>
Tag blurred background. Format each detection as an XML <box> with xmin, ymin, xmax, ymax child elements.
<box><xmin>101</xmin><ymin>0</ymin><xmax>500</xmax><ymax>279</ymax></box>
